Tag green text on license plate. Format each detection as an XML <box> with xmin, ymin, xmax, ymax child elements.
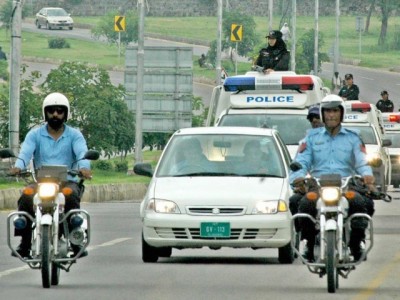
<box><xmin>200</xmin><ymin>222</ymin><xmax>230</xmax><ymax>238</ymax></box>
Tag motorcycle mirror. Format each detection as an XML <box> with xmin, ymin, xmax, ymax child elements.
<box><xmin>289</xmin><ymin>161</ymin><xmax>302</xmax><ymax>172</ymax></box>
<box><xmin>0</xmin><ymin>148</ymin><xmax>15</xmax><ymax>159</ymax></box>
<box><xmin>134</xmin><ymin>163</ymin><xmax>153</xmax><ymax>178</ymax></box>
<box><xmin>84</xmin><ymin>150</ymin><xmax>100</xmax><ymax>161</ymax></box>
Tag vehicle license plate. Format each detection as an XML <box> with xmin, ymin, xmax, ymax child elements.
<box><xmin>200</xmin><ymin>222</ymin><xmax>230</xmax><ymax>238</ymax></box>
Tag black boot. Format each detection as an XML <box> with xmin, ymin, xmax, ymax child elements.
<box><xmin>350</xmin><ymin>228</ymin><xmax>366</xmax><ymax>261</ymax></box>
<box><xmin>12</xmin><ymin>237</ymin><xmax>31</xmax><ymax>258</ymax></box>
<box><xmin>302</xmin><ymin>239</ymin><xmax>315</xmax><ymax>262</ymax></box>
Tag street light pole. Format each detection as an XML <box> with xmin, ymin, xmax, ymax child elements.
<box><xmin>9</xmin><ymin>0</ymin><xmax>22</xmax><ymax>155</ymax></box>
<box><xmin>291</xmin><ymin>0</ymin><xmax>296</xmax><ymax>72</ymax></box>
<box><xmin>216</xmin><ymin>0</ymin><xmax>222</xmax><ymax>86</ymax></box>
<box><xmin>313</xmin><ymin>0</ymin><xmax>319</xmax><ymax>74</ymax></box>
<box><xmin>334</xmin><ymin>0</ymin><xmax>340</xmax><ymax>74</ymax></box>
<box><xmin>134</xmin><ymin>0</ymin><xmax>145</xmax><ymax>163</ymax></box>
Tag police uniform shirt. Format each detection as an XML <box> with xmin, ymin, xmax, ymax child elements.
<box><xmin>338</xmin><ymin>84</ymin><xmax>360</xmax><ymax>100</ymax></box>
<box><xmin>376</xmin><ymin>99</ymin><xmax>394</xmax><ymax>112</ymax></box>
<box><xmin>289</xmin><ymin>126</ymin><xmax>373</xmax><ymax>183</ymax></box>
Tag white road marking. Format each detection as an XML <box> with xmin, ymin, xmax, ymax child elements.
<box><xmin>0</xmin><ymin>238</ymin><xmax>132</xmax><ymax>278</ymax></box>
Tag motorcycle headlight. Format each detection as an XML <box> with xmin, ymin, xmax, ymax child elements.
<box><xmin>252</xmin><ymin>200</ymin><xmax>288</xmax><ymax>214</ymax></box>
<box><xmin>147</xmin><ymin>199</ymin><xmax>180</xmax><ymax>214</ymax></box>
<box><xmin>321</xmin><ymin>187</ymin><xmax>340</xmax><ymax>205</ymax></box>
<box><xmin>38</xmin><ymin>183</ymin><xmax>58</xmax><ymax>200</ymax></box>
<box><xmin>366</xmin><ymin>152</ymin><xmax>383</xmax><ymax>167</ymax></box>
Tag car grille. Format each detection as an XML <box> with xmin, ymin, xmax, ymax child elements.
<box><xmin>187</xmin><ymin>206</ymin><xmax>245</xmax><ymax>215</ymax></box>
<box><xmin>154</xmin><ymin>227</ymin><xmax>277</xmax><ymax>240</ymax></box>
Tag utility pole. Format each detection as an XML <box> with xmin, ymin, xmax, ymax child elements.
<box><xmin>313</xmin><ymin>0</ymin><xmax>319</xmax><ymax>74</ymax></box>
<box><xmin>268</xmin><ymin>0</ymin><xmax>273</xmax><ymax>32</ymax></box>
<box><xmin>334</xmin><ymin>0</ymin><xmax>340</xmax><ymax>75</ymax></box>
<box><xmin>291</xmin><ymin>0</ymin><xmax>296</xmax><ymax>72</ymax></box>
<box><xmin>216</xmin><ymin>0</ymin><xmax>222</xmax><ymax>86</ymax></box>
<box><xmin>135</xmin><ymin>0</ymin><xmax>145</xmax><ymax>163</ymax></box>
<box><xmin>9</xmin><ymin>0</ymin><xmax>22</xmax><ymax>155</ymax></box>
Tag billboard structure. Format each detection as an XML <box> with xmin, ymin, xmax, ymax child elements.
<box><xmin>125</xmin><ymin>46</ymin><xmax>193</xmax><ymax>132</ymax></box>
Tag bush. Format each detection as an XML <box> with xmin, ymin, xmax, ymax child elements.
<box><xmin>92</xmin><ymin>160</ymin><xmax>112</xmax><ymax>171</ymax></box>
<box><xmin>114</xmin><ymin>160</ymin><xmax>128</xmax><ymax>173</ymax></box>
<box><xmin>48</xmin><ymin>38</ymin><xmax>70</xmax><ymax>49</ymax></box>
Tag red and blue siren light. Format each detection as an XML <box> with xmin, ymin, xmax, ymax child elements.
<box><xmin>351</xmin><ymin>102</ymin><xmax>371</xmax><ymax>113</ymax></box>
<box><xmin>223</xmin><ymin>75</ymin><xmax>314</xmax><ymax>92</ymax></box>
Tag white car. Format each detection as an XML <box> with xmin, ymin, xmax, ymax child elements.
<box><xmin>134</xmin><ymin>127</ymin><xmax>294</xmax><ymax>263</ymax></box>
<box><xmin>35</xmin><ymin>7</ymin><xmax>73</xmax><ymax>30</ymax></box>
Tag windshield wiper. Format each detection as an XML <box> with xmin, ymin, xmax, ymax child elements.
<box><xmin>173</xmin><ymin>172</ymin><xmax>241</xmax><ymax>177</ymax></box>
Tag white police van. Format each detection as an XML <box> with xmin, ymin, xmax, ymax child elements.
<box><xmin>381</xmin><ymin>112</ymin><xmax>400</xmax><ymax>188</ymax></box>
<box><xmin>342</xmin><ymin>101</ymin><xmax>392</xmax><ymax>192</ymax></box>
<box><xmin>206</xmin><ymin>71</ymin><xmax>330</xmax><ymax>158</ymax></box>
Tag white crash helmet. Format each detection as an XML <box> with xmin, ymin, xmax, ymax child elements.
<box><xmin>42</xmin><ymin>92</ymin><xmax>71</xmax><ymax>121</ymax></box>
<box><xmin>319</xmin><ymin>94</ymin><xmax>345</xmax><ymax>123</ymax></box>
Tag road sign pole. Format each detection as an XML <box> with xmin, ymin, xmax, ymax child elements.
<box><xmin>235</xmin><ymin>42</ymin><xmax>238</xmax><ymax>75</ymax></box>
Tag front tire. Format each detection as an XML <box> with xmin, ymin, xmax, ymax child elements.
<box><xmin>35</xmin><ymin>20</ymin><xmax>41</xmax><ymax>29</ymax></box>
<box><xmin>326</xmin><ymin>231</ymin><xmax>337</xmax><ymax>293</ymax></box>
<box><xmin>41</xmin><ymin>225</ymin><xmax>51</xmax><ymax>288</ymax></box>
<box><xmin>278</xmin><ymin>242</ymin><xmax>294</xmax><ymax>264</ymax></box>
<box><xmin>142</xmin><ymin>233</ymin><xmax>159</xmax><ymax>263</ymax></box>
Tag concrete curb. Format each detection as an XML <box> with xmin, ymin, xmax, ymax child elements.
<box><xmin>0</xmin><ymin>183</ymin><xmax>147</xmax><ymax>210</ymax></box>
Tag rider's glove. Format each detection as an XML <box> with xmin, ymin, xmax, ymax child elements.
<box><xmin>362</xmin><ymin>175</ymin><xmax>376</xmax><ymax>193</ymax></box>
<box><xmin>291</xmin><ymin>177</ymin><xmax>307</xmax><ymax>194</ymax></box>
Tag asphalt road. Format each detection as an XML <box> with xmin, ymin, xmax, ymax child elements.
<box><xmin>0</xmin><ymin>198</ymin><xmax>400</xmax><ymax>299</ymax></box>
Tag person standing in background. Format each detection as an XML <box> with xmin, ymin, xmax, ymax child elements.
<box><xmin>280</xmin><ymin>23</ymin><xmax>291</xmax><ymax>42</ymax></box>
<box><xmin>376</xmin><ymin>90</ymin><xmax>394</xmax><ymax>112</ymax></box>
<box><xmin>338</xmin><ymin>73</ymin><xmax>359</xmax><ymax>100</ymax></box>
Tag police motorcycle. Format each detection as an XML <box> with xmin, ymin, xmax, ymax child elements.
<box><xmin>289</xmin><ymin>162</ymin><xmax>390</xmax><ymax>293</ymax></box>
<box><xmin>1</xmin><ymin>148</ymin><xmax>99</xmax><ymax>288</ymax></box>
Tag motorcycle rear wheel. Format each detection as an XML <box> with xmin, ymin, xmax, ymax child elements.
<box><xmin>326</xmin><ymin>230</ymin><xmax>337</xmax><ymax>293</ymax></box>
<box><xmin>41</xmin><ymin>225</ymin><xmax>51</xmax><ymax>288</ymax></box>
<box><xmin>51</xmin><ymin>262</ymin><xmax>60</xmax><ymax>285</ymax></box>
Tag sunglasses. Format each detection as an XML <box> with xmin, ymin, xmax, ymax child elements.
<box><xmin>46</xmin><ymin>106</ymin><xmax>65</xmax><ymax>114</ymax></box>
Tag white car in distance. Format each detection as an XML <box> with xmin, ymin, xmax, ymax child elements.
<box><xmin>134</xmin><ymin>126</ymin><xmax>294</xmax><ymax>264</ymax></box>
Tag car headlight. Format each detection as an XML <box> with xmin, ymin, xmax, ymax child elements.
<box><xmin>321</xmin><ymin>187</ymin><xmax>340</xmax><ymax>205</ymax></box>
<box><xmin>38</xmin><ymin>183</ymin><xmax>58</xmax><ymax>200</ymax></box>
<box><xmin>252</xmin><ymin>200</ymin><xmax>288</xmax><ymax>214</ymax></box>
<box><xmin>147</xmin><ymin>199</ymin><xmax>180</xmax><ymax>214</ymax></box>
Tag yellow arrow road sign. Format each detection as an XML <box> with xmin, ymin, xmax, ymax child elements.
<box><xmin>230</xmin><ymin>24</ymin><xmax>243</xmax><ymax>42</ymax></box>
<box><xmin>114</xmin><ymin>16</ymin><xmax>126</xmax><ymax>32</ymax></box>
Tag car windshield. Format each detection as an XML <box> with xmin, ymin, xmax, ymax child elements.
<box><xmin>384</xmin><ymin>133</ymin><xmax>400</xmax><ymax>148</ymax></box>
<box><xmin>47</xmin><ymin>9</ymin><xmax>68</xmax><ymax>17</ymax></box>
<box><xmin>219</xmin><ymin>114</ymin><xmax>311</xmax><ymax>145</ymax></box>
<box><xmin>156</xmin><ymin>133</ymin><xmax>286</xmax><ymax>178</ymax></box>
<box><xmin>342</xmin><ymin>125</ymin><xmax>377</xmax><ymax>144</ymax></box>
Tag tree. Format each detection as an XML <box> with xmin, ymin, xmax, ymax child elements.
<box><xmin>295</xmin><ymin>29</ymin><xmax>329</xmax><ymax>74</ymax></box>
<box><xmin>0</xmin><ymin>0</ymin><xmax>30</xmax><ymax>31</ymax></box>
<box><xmin>40</xmin><ymin>61</ymin><xmax>135</xmax><ymax>157</ymax></box>
<box><xmin>376</xmin><ymin>0</ymin><xmax>400</xmax><ymax>45</ymax></box>
<box><xmin>91</xmin><ymin>10</ymin><xmax>139</xmax><ymax>47</ymax></box>
<box><xmin>365</xmin><ymin>0</ymin><xmax>376</xmax><ymax>33</ymax></box>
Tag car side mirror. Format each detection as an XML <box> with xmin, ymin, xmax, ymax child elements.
<box><xmin>382</xmin><ymin>139</ymin><xmax>392</xmax><ymax>147</ymax></box>
<box><xmin>134</xmin><ymin>163</ymin><xmax>153</xmax><ymax>177</ymax></box>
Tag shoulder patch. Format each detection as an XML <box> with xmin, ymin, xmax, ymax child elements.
<box><xmin>298</xmin><ymin>142</ymin><xmax>307</xmax><ymax>153</ymax></box>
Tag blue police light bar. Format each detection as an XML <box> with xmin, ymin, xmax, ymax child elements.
<box><xmin>224</xmin><ymin>75</ymin><xmax>314</xmax><ymax>92</ymax></box>
<box><xmin>224</xmin><ymin>77</ymin><xmax>256</xmax><ymax>91</ymax></box>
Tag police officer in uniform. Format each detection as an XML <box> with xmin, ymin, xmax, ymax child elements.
<box><xmin>376</xmin><ymin>90</ymin><xmax>394</xmax><ymax>112</ymax></box>
<box><xmin>338</xmin><ymin>73</ymin><xmax>359</xmax><ymax>100</ymax></box>
<box><xmin>290</xmin><ymin>95</ymin><xmax>375</xmax><ymax>262</ymax></box>
<box><xmin>254</xmin><ymin>30</ymin><xmax>290</xmax><ymax>74</ymax></box>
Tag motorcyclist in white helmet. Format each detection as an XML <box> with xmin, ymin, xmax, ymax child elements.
<box><xmin>9</xmin><ymin>92</ymin><xmax>92</xmax><ymax>258</ymax></box>
<box><xmin>290</xmin><ymin>95</ymin><xmax>376</xmax><ymax>262</ymax></box>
